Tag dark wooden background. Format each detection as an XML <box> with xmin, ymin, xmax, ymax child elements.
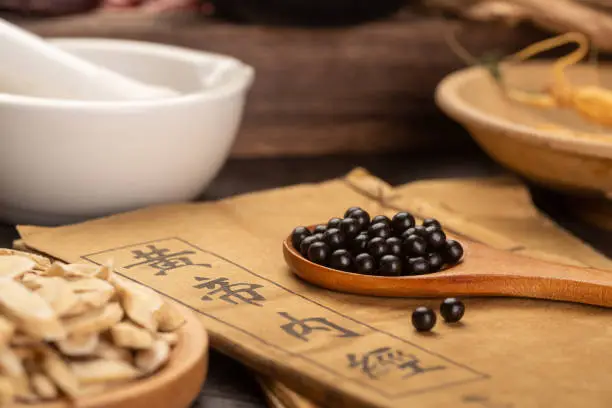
<box><xmin>8</xmin><ymin>9</ymin><xmax>550</xmax><ymax>157</ymax></box>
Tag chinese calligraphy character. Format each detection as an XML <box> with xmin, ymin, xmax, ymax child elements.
<box><xmin>348</xmin><ymin>348</ymin><xmax>445</xmax><ymax>380</ymax></box>
<box><xmin>278</xmin><ymin>312</ymin><xmax>360</xmax><ymax>342</ymax></box>
<box><xmin>193</xmin><ymin>277</ymin><xmax>266</xmax><ymax>307</ymax></box>
<box><xmin>125</xmin><ymin>245</ymin><xmax>211</xmax><ymax>276</ymax></box>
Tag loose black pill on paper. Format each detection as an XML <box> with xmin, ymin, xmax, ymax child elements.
<box><xmin>330</xmin><ymin>249</ymin><xmax>353</xmax><ymax>271</ymax></box>
<box><xmin>291</xmin><ymin>226</ymin><xmax>311</xmax><ymax>249</ymax></box>
<box><xmin>367</xmin><ymin>237</ymin><xmax>388</xmax><ymax>259</ymax></box>
<box><xmin>348</xmin><ymin>209</ymin><xmax>370</xmax><ymax>232</ymax></box>
<box><xmin>299</xmin><ymin>235</ymin><xmax>320</xmax><ymax>257</ymax></box>
<box><xmin>313</xmin><ymin>224</ymin><xmax>328</xmax><ymax>234</ymax></box>
<box><xmin>344</xmin><ymin>206</ymin><xmax>362</xmax><ymax>218</ymax></box>
<box><xmin>427</xmin><ymin>252</ymin><xmax>444</xmax><ymax>272</ymax></box>
<box><xmin>371</xmin><ymin>215</ymin><xmax>391</xmax><ymax>227</ymax></box>
<box><xmin>307</xmin><ymin>241</ymin><xmax>330</xmax><ymax>265</ymax></box>
<box><xmin>425</xmin><ymin>226</ymin><xmax>446</xmax><ymax>249</ymax></box>
<box><xmin>323</xmin><ymin>228</ymin><xmax>346</xmax><ymax>251</ymax></box>
<box><xmin>402</xmin><ymin>235</ymin><xmax>427</xmax><ymax>257</ymax></box>
<box><xmin>340</xmin><ymin>218</ymin><xmax>360</xmax><ymax>240</ymax></box>
<box><xmin>378</xmin><ymin>255</ymin><xmax>402</xmax><ymax>276</ymax></box>
<box><xmin>368</xmin><ymin>222</ymin><xmax>391</xmax><ymax>240</ymax></box>
<box><xmin>440</xmin><ymin>298</ymin><xmax>465</xmax><ymax>323</ymax></box>
<box><xmin>351</xmin><ymin>234</ymin><xmax>369</xmax><ymax>254</ymax></box>
<box><xmin>443</xmin><ymin>240</ymin><xmax>464</xmax><ymax>264</ymax></box>
<box><xmin>391</xmin><ymin>212</ymin><xmax>415</xmax><ymax>235</ymax></box>
<box><xmin>422</xmin><ymin>218</ymin><xmax>442</xmax><ymax>230</ymax></box>
<box><xmin>385</xmin><ymin>237</ymin><xmax>403</xmax><ymax>257</ymax></box>
<box><xmin>405</xmin><ymin>257</ymin><xmax>430</xmax><ymax>275</ymax></box>
<box><xmin>412</xmin><ymin>306</ymin><xmax>436</xmax><ymax>332</ymax></box>
<box><xmin>355</xmin><ymin>253</ymin><xmax>376</xmax><ymax>275</ymax></box>
<box><xmin>328</xmin><ymin>217</ymin><xmax>342</xmax><ymax>229</ymax></box>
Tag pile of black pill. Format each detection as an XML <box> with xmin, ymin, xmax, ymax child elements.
<box><xmin>290</xmin><ymin>207</ymin><xmax>464</xmax><ymax>276</ymax></box>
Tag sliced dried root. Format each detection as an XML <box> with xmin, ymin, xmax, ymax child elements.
<box><xmin>0</xmin><ymin>249</ymin><xmax>50</xmax><ymax>271</ymax></box>
<box><xmin>30</xmin><ymin>373</ymin><xmax>58</xmax><ymax>400</ymax></box>
<box><xmin>56</xmin><ymin>333</ymin><xmax>99</xmax><ymax>357</ymax></box>
<box><xmin>63</xmin><ymin>303</ymin><xmax>123</xmax><ymax>335</ymax></box>
<box><xmin>0</xmin><ymin>280</ymin><xmax>65</xmax><ymax>341</ymax></box>
<box><xmin>0</xmin><ymin>251</ymin><xmax>187</xmax><ymax>404</ymax></box>
<box><xmin>0</xmin><ymin>377</ymin><xmax>14</xmax><ymax>408</ymax></box>
<box><xmin>71</xmin><ymin>359</ymin><xmax>140</xmax><ymax>384</ymax></box>
<box><xmin>41</xmin><ymin>348</ymin><xmax>80</xmax><ymax>398</ymax></box>
<box><xmin>112</xmin><ymin>276</ymin><xmax>163</xmax><ymax>332</ymax></box>
<box><xmin>157</xmin><ymin>332</ymin><xmax>179</xmax><ymax>347</ymax></box>
<box><xmin>111</xmin><ymin>322</ymin><xmax>154</xmax><ymax>350</ymax></box>
<box><xmin>94</xmin><ymin>340</ymin><xmax>134</xmax><ymax>364</ymax></box>
<box><xmin>34</xmin><ymin>277</ymin><xmax>80</xmax><ymax>317</ymax></box>
<box><xmin>0</xmin><ymin>256</ymin><xmax>36</xmax><ymax>279</ymax></box>
<box><xmin>135</xmin><ymin>340</ymin><xmax>170</xmax><ymax>375</ymax></box>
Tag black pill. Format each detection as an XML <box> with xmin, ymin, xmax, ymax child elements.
<box><xmin>412</xmin><ymin>306</ymin><xmax>436</xmax><ymax>332</ymax></box>
<box><xmin>385</xmin><ymin>237</ymin><xmax>403</xmax><ymax>257</ymax></box>
<box><xmin>378</xmin><ymin>255</ymin><xmax>402</xmax><ymax>276</ymax></box>
<box><xmin>348</xmin><ymin>209</ymin><xmax>371</xmax><ymax>232</ymax></box>
<box><xmin>422</xmin><ymin>218</ymin><xmax>442</xmax><ymax>230</ymax></box>
<box><xmin>425</xmin><ymin>226</ymin><xmax>446</xmax><ymax>249</ymax></box>
<box><xmin>371</xmin><ymin>215</ymin><xmax>391</xmax><ymax>227</ymax></box>
<box><xmin>328</xmin><ymin>217</ymin><xmax>342</xmax><ymax>229</ymax></box>
<box><xmin>355</xmin><ymin>253</ymin><xmax>376</xmax><ymax>275</ymax></box>
<box><xmin>291</xmin><ymin>226</ymin><xmax>311</xmax><ymax>250</ymax></box>
<box><xmin>308</xmin><ymin>242</ymin><xmax>330</xmax><ymax>265</ymax></box>
<box><xmin>402</xmin><ymin>235</ymin><xmax>427</xmax><ymax>256</ymax></box>
<box><xmin>330</xmin><ymin>249</ymin><xmax>353</xmax><ymax>271</ymax></box>
<box><xmin>391</xmin><ymin>212</ymin><xmax>415</xmax><ymax>235</ymax></box>
<box><xmin>344</xmin><ymin>206</ymin><xmax>362</xmax><ymax>217</ymax></box>
<box><xmin>427</xmin><ymin>252</ymin><xmax>444</xmax><ymax>272</ymax></box>
<box><xmin>402</xmin><ymin>226</ymin><xmax>427</xmax><ymax>239</ymax></box>
<box><xmin>313</xmin><ymin>224</ymin><xmax>328</xmax><ymax>234</ymax></box>
<box><xmin>367</xmin><ymin>237</ymin><xmax>388</xmax><ymax>259</ymax></box>
<box><xmin>299</xmin><ymin>235</ymin><xmax>320</xmax><ymax>257</ymax></box>
<box><xmin>440</xmin><ymin>298</ymin><xmax>465</xmax><ymax>323</ymax></box>
<box><xmin>350</xmin><ymin>234</ymin><xmax>369</xmax><ymax>254</ymax></box>
<box><xmin>443</xmin><ymin>240</ymin><xmax>464</xmax><ymax>264</ymax></box>
<box><xmin>368</xmin><ymin>222</ymin><xmax>391</xmax><ymax>239</ymax></box>
<box><xmin>323</xmin><ymin>228</ymin><xmax>346</xmax><ymax>250</ymax></box>
<box><xmin>405</xmin><ymin>257</ymin><xmax>430</xmax><ymax>275</ymax></box>
<box><xmin>340</xmin><ymin>218</ymin><xmax>360</xmax><ymax>240</ymax></box>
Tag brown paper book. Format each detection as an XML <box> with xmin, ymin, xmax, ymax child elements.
<box><xmin>17</xmin><ymin>170</ymin><xmax>612</xmax><ymax>408</ymax></box>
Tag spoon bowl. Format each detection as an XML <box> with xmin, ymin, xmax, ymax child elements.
<box><xmin>284</xmin><ymin>227</ymin><xmax>612</xmax><ymax>308</ymax></box>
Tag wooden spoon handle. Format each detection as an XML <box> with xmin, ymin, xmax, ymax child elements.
<box><xmin>452</xmin><ymin>242</ymin><xmax>612</xmax><ymax>307</ymax></box>
<box><xmin>414</xmin><ymin>273</ymin><xmax>612</xmax><ymax>308</ymax></box>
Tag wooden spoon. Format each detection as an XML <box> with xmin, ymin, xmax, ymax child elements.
<box><xmin>18</xmin><ymin>302</ymin><xmax>209</xmax><ymax>408</ymax></box>
<box><xmin>283</xmin><ymin>229</ymin><xmax>612</xmax><ymax>308</ymax></box>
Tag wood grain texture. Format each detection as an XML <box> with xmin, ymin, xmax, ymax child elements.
<box><xmin>7</xmin><ymin>10</ymin><xmax>551</xmax><ymax>156</ymax></box>
<box><xmin>16</xmin><ymin>303</ymin><xmax>209</xmax><ymax>408</ymax></box>
<box><xmin>284</xmin><ymin>230</ymin><xmax>612</xmax><ymax>308</ymax></box>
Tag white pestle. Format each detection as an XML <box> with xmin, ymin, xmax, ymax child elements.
<box><xmin>0</xmin><ymin>18</ymin><xmax>179</xmax><ymax>101</ymax></box>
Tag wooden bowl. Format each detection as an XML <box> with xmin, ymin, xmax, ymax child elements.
<box><xmin>435</xmin><ymin>62</ymin><xmax>612</xmax><ymax>198</ymax></box>
<box><xmin>17</xmin><ymin>303</ymin><xmax>209</xmax><ymax>408</ymax></box>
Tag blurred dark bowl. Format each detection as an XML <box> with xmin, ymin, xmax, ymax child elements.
<box><xmin>209</xmin><ymin>0</ymin><xmax>408</xmax><ymax>26</ymax></box>
<box><xmin>0</xmin><ymin>0</ymin><xmax>101</xmax><ymax>16</ymax></box>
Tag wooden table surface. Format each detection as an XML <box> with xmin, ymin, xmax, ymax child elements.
<box><xmin>1</xmin><ymin>148</ymin><xmax>609</xmax><ymax>407</ymax></box>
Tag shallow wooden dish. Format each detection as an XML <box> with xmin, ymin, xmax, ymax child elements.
<box><xmin>17</xmin><ymin>303</ymin><xmax>209</xmax><ymax>408</ymax></box>
<box><xmin>435</xmin><ymin>62</ymin><xmax>612</xmax><ymax>198</ymax></box>
<box><xmin>283</xmin><ymin>231</ymin><xmax>612</xmax><ymax>308</ymax></box>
